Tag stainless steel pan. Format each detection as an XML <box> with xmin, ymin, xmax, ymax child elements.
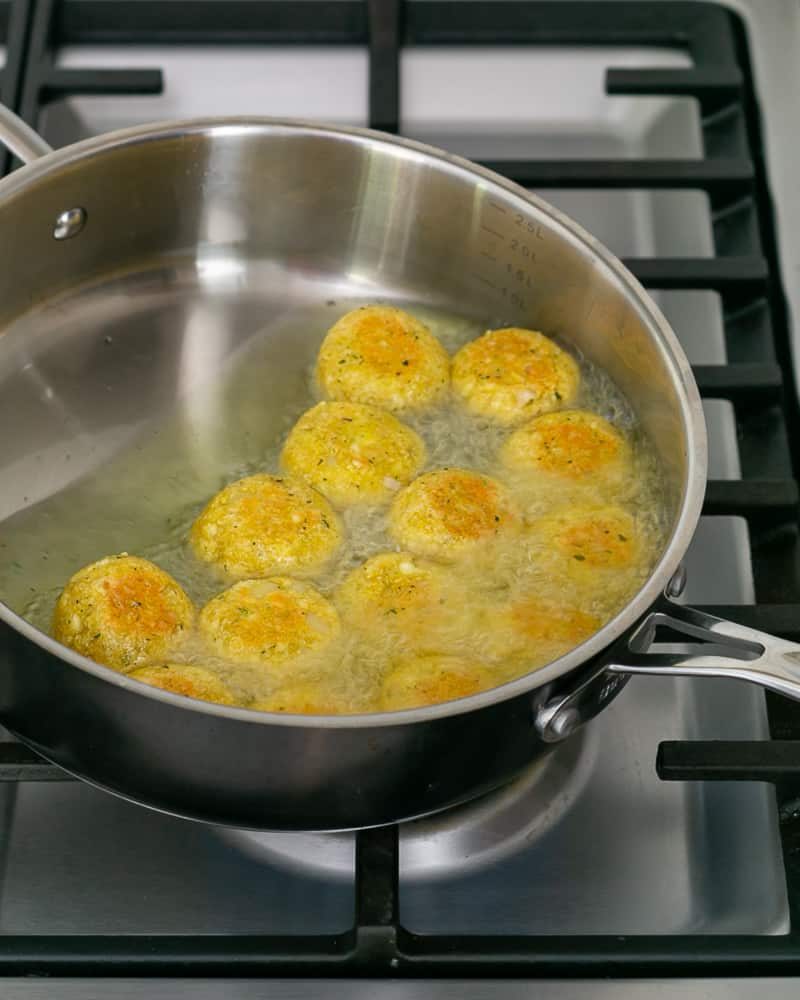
<box><xmin>0</xmin><ymin>105</ymin><xmax>797</xmax><ymax>831</ymax></box>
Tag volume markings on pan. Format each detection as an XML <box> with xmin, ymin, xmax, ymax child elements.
<box><xmin>472</xmin><ymin>202</ymin><xmax>546</xmax><ymax>313</ymax></box>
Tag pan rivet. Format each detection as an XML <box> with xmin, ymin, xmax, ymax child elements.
<box><xmin>53</xmin><ymin>207</ymin><xmax>86</xmax><ymax>240</ymax></box>
<box><xmin>666</xmin><ymin>564</ymin><xmax>687</xmax><ymax>598</ymax></box>
<box><xmin>549</xmin><ymin>707</ymin><xmax>580</xmax><ymax>740</ymax></box>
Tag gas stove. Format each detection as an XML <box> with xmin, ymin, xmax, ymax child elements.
<box><xmin>0</xmin><ymin>0</ymin><xmax>799</xmax><ymax>996</ymax></box>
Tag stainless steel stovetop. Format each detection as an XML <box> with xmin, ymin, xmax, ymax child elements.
<box><xmin>1</xmin><ymin>674</ymin><xmax>783</xmax><ymax>937</ymax></box>
<box><xmin>1</xmin><ymin>0</ymin><xmax>799</xmax><ymax>996</ymax></box>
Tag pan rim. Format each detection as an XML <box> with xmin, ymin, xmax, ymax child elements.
<box><xmin>0</xmin><ymin>117</ymin><xmax>708</xmax><ymax>729</ymax></box>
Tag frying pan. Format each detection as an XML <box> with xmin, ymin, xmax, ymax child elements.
<box><xmin>0</xmin><ymin>105</ymin><xmax>797</xmax><ymax>832</ymax></box>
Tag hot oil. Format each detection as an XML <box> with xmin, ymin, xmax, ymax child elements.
<box><xmin>0</xmin><ymin>301</ymin><xmax>670</xmax><ymax>712</ymax></box>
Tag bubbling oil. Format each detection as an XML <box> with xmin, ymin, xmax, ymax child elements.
<box><xmin>2</xmin><ymin>302</ymin><xmax>670</xmax><ymax>712</ymax></box>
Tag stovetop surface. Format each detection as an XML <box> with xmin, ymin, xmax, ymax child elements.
<box><xmin>2</xmin><ymin>982</ymin><xmax>800</xmax><ymax>999</ymax></box>
<box><xmin>3</xmin><ymin>672</ymin><xmax>783</xmax><ymax>937</ymax></box>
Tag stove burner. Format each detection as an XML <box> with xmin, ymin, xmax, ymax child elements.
<box><xmin>218</xmin><ymin>725</ymin><xmax>595</xmax><ymax>882</ymax></box>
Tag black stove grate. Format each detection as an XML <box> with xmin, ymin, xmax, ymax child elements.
<box><xmin>1</xmin><ymin>0</ymin><xmax>800</xmax><ymax>978</ymax></box>
<box><xmin>0</xmin><ymin>0</ymin><xmax>33</xmax><ymax>174</ymax></box>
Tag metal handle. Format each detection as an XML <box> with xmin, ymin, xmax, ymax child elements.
<box><xmin>536</xmin><ymin>596</ymin><xmax>800</xmax><ymax>743</ymax></box>
<box><xmin>0</xmin><ymin>103</ymin><xmax>51</xmax><ymax>164</ymax></box>
<box><xmin>608</xmin><ymin>599</ymin><xmax>800</xmax><ymax>695</ymax></box>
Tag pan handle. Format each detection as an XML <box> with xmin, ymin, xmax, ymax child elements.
<box><xmin>0</xmin><ymin>103</ymin><xmax>52</xmax><ymax>164</ymax></box>
<box><xmin>535</xmin><ymin>596</ymin><xmax>800</xmax><ymax>743</ymax></box>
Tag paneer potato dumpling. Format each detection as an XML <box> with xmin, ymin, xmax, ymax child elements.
<box><xmin>508</xmin><ymin>597</ymin><xmax>601</xmax><ymax>646</ymax></box>
<box><xmin>128</xmin><ymin>663</ymin><xmax>238</xmax><ymax>706</ymax></box>
<box><xmin>251</xmin><ymin>681</ymin><xmax>345</xmax><ymax>715</ymax></box>
<box><xmin>452</xmin><ymin>327</ymin><xmax>579</xmax><ymax>424</ymax></box>
<box><xmin>190</xmin><ymin>473</ymin><xmax>342</xmax><ymax>579</ymax></box>
<box><xmin>500</xmin><ymin>409</ymin><xmax>630</xmax><ymax>483</ymax></box>
<box><xmin>532</xmin><ymin>503</ymin><xmax>638</xmax><ymax>568</ymax></box>
<box><xmin>316</xmin><ymin>305</ymin><xmax>450</xmax><ymax>412</ymax></box>
<box><xmin>389</xmin><ymin>468</ymin><xmax>519</xmax><ymax>561</ymax></box>
<box><xmin>481</xmin><ymin>595</ymin><xmax>602</xmax><ymax>666</ymax></box>
<box><xmin>281</xmin><ymin>401</ymin><xmax>426</xmax><ymax>507</ymax></box>
<box><xmin>199</xmin><ymin>577</ymin><xmax>340</xmax><ymax>668</ymax></box>
<box><xmin>335</xmin><ymin>551</ymin><xmax>456</xmax><ymax>632</ymax></box>
<box><xmin>52</xmin><ymin>554</ymin><xmax>193</xmax><ymax>671</ymax></box>
<box><xmin>380</xmin><ymin>653</ymin><xmax>494</xmax><ymax>710</ymax></box>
